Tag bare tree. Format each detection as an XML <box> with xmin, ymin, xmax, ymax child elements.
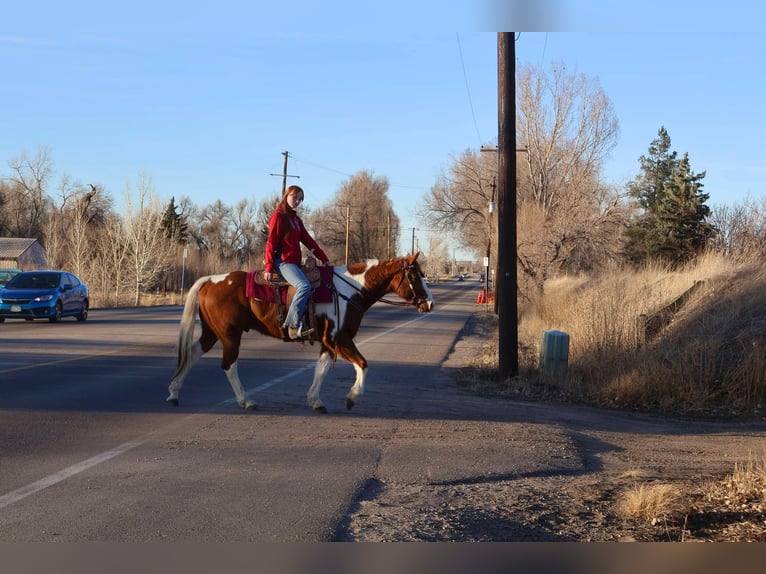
<box><xmin>89</xmin><ymin>213</ymin><xmax>130</xmax><ymax>304</ymax></box>
<box><xmin>419</xmin><ymin>149</ymin><xmax>497</xmax><ymax>258</ymax></box>
<box><xmin>4</xmin><ymin>146</ymin><xmax>54</xmax><ymax>239</ymax></box>
<box><xmin>517</xmin><ymin>61</ymin><xmax>619</xmax><ymax>216</ymax></box>
<box><xmin>422</xmin><ymin>62</ymin><xmax>624</xmax><ymax>295</ymax></box>
<box><xmin>424</xmin><ymin>233</ymin><xmax>449</xmax><ymax>280</ymax></box>
<box><xmin>710</xmin><ymin>199</ymin><xmax>766</xmax><ymax>261</ymax></box>
<box><xmin>311</xmin><ymin>170</ymin><xmax>400</xmax><ymax>263</ymax></box>
<box><xmin>123</xmin><ymin>173</ymin><xmax>174</xmax><ymax>305</ymax></box>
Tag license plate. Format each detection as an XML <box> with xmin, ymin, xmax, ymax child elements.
<box><xmin>10</xmin><ymin>305</ymin><xmax>22</xmax><ymax>312</ymax></box>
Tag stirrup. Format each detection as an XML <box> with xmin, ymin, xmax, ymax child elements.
<box><xmin>288</xmin><ymin>324</ymin><xmax>314</xmax><ymax>340</ymax></box>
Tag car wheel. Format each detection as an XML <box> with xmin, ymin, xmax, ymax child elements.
<box><xmin>49</xmin><ymin>301</ymin><xmax>63</xmax><ymax>323</ymax></box>
<box><xmin>76</xmin><ymin>300</ymin><xmax>89</xmax><ymax>322</ymax></box>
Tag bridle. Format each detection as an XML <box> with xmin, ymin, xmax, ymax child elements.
<box><xmin>389</xmin><ymin>262</ymin><xmax>429</xmax><ymax>308</ymax></box>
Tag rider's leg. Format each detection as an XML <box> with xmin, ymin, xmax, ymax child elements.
<box><xmin>277</xmin><ymin>262</ymin><xmax>311</xmax><ymax>337</ymax></box>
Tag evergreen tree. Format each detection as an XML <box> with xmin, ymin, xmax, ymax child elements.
<box><xmin>160</xmin><ymin>196</ymin><xmax>189</xmax><ymax>244</ymax></box>
<box><xmin>655</xmin><ymin>153</ymin><xmax>714</xmax><ymax>261</ymax></box>
<box><xmin>624</xmin><ymin>128</ymin><xmax>714</xmax><ymax>266</ymax></box>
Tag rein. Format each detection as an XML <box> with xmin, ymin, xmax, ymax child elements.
<box><xmin>332</xmin><ymin>265</ymin><xmax>417</xmax><ymax>308</ymax></box>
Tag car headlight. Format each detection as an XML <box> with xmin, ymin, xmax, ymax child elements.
<box><xmin>34</xmin><ymin>294</ymin><xmax>54</xmax><ymax>302</ymax></box>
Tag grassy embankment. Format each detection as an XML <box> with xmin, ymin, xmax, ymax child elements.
<box><xmin>465</xmin><ymin>252</ymin><xmax>766</xmax><ymax>420</ymax></box>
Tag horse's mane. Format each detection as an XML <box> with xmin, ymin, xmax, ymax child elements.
<box><xmin>345</xmin><ymin>258</ymin><xmax>380</xmax><ymax>275</ymax></box>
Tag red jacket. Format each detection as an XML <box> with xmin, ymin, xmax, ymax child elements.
<box><xmin>264</xmin><ymin>206</ymin><xmax>329</xmax><ymax>273</ymax></box>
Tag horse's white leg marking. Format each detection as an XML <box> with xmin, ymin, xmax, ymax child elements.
<box><xmin>307</xmin><ymin>351</ymin><xmax>333</xmax><ymax>411</ymax></box>
<box><xmin>225</xmin><ymin>361</ymin><xmax>257</xmax><ymax>410</ymax></box>
<box><xmin>167</xmin><ymin>341</ymin><xmax>204</xmax><ymax>402</ymax></box>
<box><xmin>346</xmin><ymin>362</ymin><xmax>367</xmax><ymax>406</ymax></box>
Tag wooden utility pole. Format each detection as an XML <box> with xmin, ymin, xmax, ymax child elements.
<box><xmin>410</xmin><ymin>227</ymin><xmax>418</xmax><ymax>255</ymax></box>
<box><xmin>345</xmin><ymin>204</ymin><xmax>350</xmax><ymax>265</ymax></box>
<box><xmin>269</xmin><ymin>151</ymin><xmax>300</xmax><ymax>194</ymax></box>
<box><xmin>497</xmin><ymin>32</ymin><xmax>519</xmax><ymax>381</ymax></box>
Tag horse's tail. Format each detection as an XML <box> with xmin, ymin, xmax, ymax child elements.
<box><xmin>173</xmin><ymin>275</ymin><xmax>210</xmax><ymax>378</ymax></box>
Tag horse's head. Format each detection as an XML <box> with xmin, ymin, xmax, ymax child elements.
<box><xmin>392</xmin><ymin>253</ymin><xmax>434</xmax><ymax>313</ymax></box>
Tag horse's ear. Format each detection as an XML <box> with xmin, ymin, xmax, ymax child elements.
<box><xmin>407</xmin><ymin>252</ymin><xmax>420</xmax><ymax>264</ymax></box>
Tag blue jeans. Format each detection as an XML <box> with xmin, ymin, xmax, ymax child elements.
<box><xmin>276</xmin><ymin>261</ymin><xmax>311</xmax><ymax>329</ymax></box>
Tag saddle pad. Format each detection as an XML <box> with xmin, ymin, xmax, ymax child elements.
<box><xmin>313</xmin><ymin>266</ymin><xmax>334</xmax><ymax>303</ymax></box>
<box><xmin>246</xmin><ymin>266</ymin><xmax>335</xmax><ymax>304</ymax></box>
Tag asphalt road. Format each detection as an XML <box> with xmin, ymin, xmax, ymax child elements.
<box><xmin>3</xmin><ymin>278</ymin><xmax>766</xmax><ymax>546</ymax></box>
<box><xmin>0</xmin><ymin>278</ymin><xmax>500</xmax><ymax>541</ymax></box>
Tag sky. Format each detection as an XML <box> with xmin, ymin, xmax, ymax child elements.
<box><xmin>2</xmin><ymin>2</ymin><xmax>765</xmax><ymax>260</ymax></box>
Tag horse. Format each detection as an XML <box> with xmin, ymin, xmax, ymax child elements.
<box><xmin>166</xmin><ymin>253</ymin><xmax>434</xmax><ymax>413</ymax></box>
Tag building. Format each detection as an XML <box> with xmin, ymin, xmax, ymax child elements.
<box><xmin>0</xmin><ymin>238</ymin><xmax>47</xmax><ymax>270</ymax></box>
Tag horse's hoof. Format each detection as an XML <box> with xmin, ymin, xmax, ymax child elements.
<box><xmin>314</xmin><ymin>405</ymin><xmax>328</xmax><ymax>414</ymax></box>
<box><xmin>346</xmin><ymin>398</ymin><xmax>355</xmax><ymax>411</ymax></box>
<box><xmin>166</xmin><ymin>398</ymin><xmax>179</xmax><ymax>407</ymax></box>
<box><xmin>245</xmin><ymin>402</ymin><xmax>258</xmax><ymax>411</ymax></box>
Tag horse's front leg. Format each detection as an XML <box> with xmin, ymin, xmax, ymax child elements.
<box><xmin>335</xmin><ymin>339</ymin><xmax>368</xmax><ymax>411</ymax></box>
<box><xmin>346</xmin><ymin>360</ymin><xmax>368</xmax><ymax>411</ymax></box>
<box><xmin>307</xmin><ymin>350</ymin><xmax>333</xmax><ymax>413</ymax></box>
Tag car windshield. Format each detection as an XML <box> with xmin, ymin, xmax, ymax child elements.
<box><xmin>7</xmin><ymin>273</ymin><xmax>61</xmax><ymax>289</ymax></box>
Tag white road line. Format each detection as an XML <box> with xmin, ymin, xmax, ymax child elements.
<box><xmin>0</xmin><ymin>439</ymin><xmax>145</xmax><ymax>510</ymax></box>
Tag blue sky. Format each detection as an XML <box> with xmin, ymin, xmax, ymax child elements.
<box><xmin>2</xmin><ymin>2</ymin><xmax>765</xmax><ymax>259</ymax></box>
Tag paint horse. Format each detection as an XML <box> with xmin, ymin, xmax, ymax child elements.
<box><xmin>166</xmin><ymin>253</ymin><xmax>434</xmax><ymax>412</ymax></box>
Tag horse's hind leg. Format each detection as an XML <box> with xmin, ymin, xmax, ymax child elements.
<box><xmin>167</xmin><ymin>324</ymin><xmax>216</xmax><ymax>406</ymax></box>
<box><xmin>167</xmin><ymin>341</ymin><xmax>203</xmax><ymax>405</ymax></box>
<box><xmin>221</xmin><ymin>333</ymin><xmax>257</xmax><ymax>410</ymax></box>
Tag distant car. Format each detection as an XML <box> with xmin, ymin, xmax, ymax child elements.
<box><xmin>0</xmin><ymin>270</ymin><xmax>89</xmax><ymax>323</ymax></box>
<box><xmin>0</xmin><ymin>268</ymin><xmax>22</xmax><ymax>288</ymax></box>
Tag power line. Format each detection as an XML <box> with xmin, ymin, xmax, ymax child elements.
<box><xmin>289</xmin><ymin>154</ymin><xmax>430</xmax><ymax>191</ymax></box>
<box><xmin>289</xmin><ymin>154</ymin><xmax>351</xmax><ymax>178</ymax></box>
<box><xmin>456</xmin><ymin>33</ymin><xmax>482</xmax><ymax>148</ymax></box>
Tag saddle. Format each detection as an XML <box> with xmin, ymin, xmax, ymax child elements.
<box><xmin>252</xmin><ymin>256</ymin><xmax>322</xmax><ymax>289</ymax></box>
<box><xmin>245</xmin><ymin>257</ymin><xmax>333</xmax><ymax>343</ymax></box>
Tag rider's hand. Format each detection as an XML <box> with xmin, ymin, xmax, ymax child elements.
<box><xmin>263</xmin><ymin>272</ymin><xmax>272</xmax><ymax>281</ymax></box>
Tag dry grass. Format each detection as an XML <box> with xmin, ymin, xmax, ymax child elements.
<box><xmin>608</xmin><ymin>454</ymin><xmax>766</xmax><ymax>541</ymax></box>
<box><xmin>724</xmin><ymin>452</ymin><xmax>766</xmax><ymax>506</ymax></box>
<box><xmin>616</xmin><ymin>483</ymin><xmax>686</xmax><ymax>526</ymax></box>
<box><xmin>93</xmin><ymin>292</ymin><xmax>182</xmax><ymax>309</ymax></box>
<box><xmin>466</xmin><ymin>252</ymin><xmax>766</xmax><ymax>419</ymax></box>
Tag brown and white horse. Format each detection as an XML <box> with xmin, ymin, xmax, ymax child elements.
<box><xmin>166</xmin><ymin>253</ymin><xmax>434</xmax><ymax>412</ymax></box>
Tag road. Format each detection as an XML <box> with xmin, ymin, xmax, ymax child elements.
<box><xmin>0</xmin><ymin>279</ymin><xmax>485</xmax><ymax>541</ymax></box>
<box><xmin>2</xmin><ymin>278</ymin><xmax>765</xmax><ymax>543</ymax></box>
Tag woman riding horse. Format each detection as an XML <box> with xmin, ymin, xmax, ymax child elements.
<box><xmin>263</xmin><ymin>185</ymin><xmax>330</xmax><ymax>340</ymax></box>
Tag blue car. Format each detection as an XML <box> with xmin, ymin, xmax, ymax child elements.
<box><xmin>0</xmin><ymin>270</ymin><xmax>89</xmax><ymax>323</ymax></box>
<box><xmin>0</xmin><ymin>268</ymin><xmax>22</xmax><ymax>288</ymax></box>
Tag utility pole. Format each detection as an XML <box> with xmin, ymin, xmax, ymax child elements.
<box><xmin>497</xmin><ymin>32</ymin><xmax>518</xmax><ymax>381</ymax></box>
<box><xmin>409</xmin><ymin>227</ymin><xmax>418</xmax><ymax>255</ymax></box>
<box><xmin>269</xmin><ymin>151</ymin><xmax>300</xmax><ymax>194</ymax></box>
<box><xmin>344</xmin><ymin>204</ymin><xmax>350</xmax><ymax>265</ymax></box>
